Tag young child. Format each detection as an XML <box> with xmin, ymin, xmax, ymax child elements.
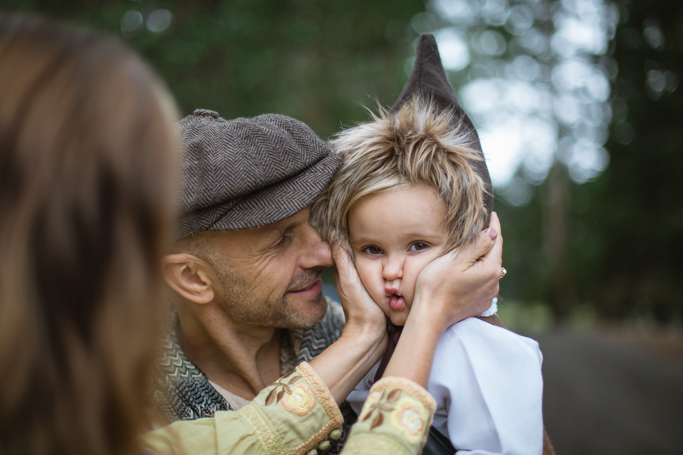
<box><xmin>312</xmin><ymin>35</ymin><xmax>551</xmax><ymax>454</ymax></box>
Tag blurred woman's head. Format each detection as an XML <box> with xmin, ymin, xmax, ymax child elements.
<box><xmin>0</xmin><ymin>14</ymin><xmax>178</xmax><ymax>455</ymax></box>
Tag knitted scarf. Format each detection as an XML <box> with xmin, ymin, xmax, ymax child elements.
<box><xmin>149</xmin><ymin>299</ymin><xmax>356</xmax><ymax>454</ymax></box>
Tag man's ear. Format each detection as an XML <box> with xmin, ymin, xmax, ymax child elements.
<box><xmin>163</xmin><ymin>253</ymin><xmax>216</xmax><ymax>305</ymax></box>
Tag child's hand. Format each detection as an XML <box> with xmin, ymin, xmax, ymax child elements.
<box><xmin>331</xmin><ymin>240</ymin><xmax>388</xmax><ymax>345</ymax></box>
<box><xmin>413</xmin><ymin>212</ymin><xmax>504</xmax><ymax>332</ymax></box>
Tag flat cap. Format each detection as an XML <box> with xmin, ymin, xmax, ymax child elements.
<box><xmin>176</xmin><ymin>109</ymin><xmax>341</xmax><ymax>240</ymax></box>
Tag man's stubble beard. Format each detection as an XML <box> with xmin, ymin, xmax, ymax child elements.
<box><xmin>214</xmin><ymin>266</ymin><xmax>327</xmax><ymax>330</ymax></box>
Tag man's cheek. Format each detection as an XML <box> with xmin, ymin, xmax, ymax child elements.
<box><xmin>256</xmin><ymin>270</ymin><xmax>285</xmax><ymax>300</ymax></box>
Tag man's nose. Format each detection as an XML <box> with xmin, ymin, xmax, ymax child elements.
<box><xmin>382</xmin><ymin>254</ymin><xmax>404</xmax><ymax>281</ymax></box>
<box><xmin>299</xmin><ymin>224</ymin><xmax>333</xmax><ymax>269</ymax></box>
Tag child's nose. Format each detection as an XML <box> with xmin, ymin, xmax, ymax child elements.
<box><xmin>382</xmin><ymin>255</ymin><xmax>404</xmax><ymax>281</ymax></box>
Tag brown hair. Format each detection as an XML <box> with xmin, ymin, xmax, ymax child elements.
<box><xmin>312</xmin><ymin>95</ymin><xmax>489</xmax><ymax>253</ymax></box>
<box><xmin>0</xmin><ymin>15</ymin><xmax>178</xmax><ymax>455</ymax></box>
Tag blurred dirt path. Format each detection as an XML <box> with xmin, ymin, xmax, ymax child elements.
<box><xmin>536</xmin><ymin>329</ymin><xmax>683</xmax><ymax>455</ymax></box>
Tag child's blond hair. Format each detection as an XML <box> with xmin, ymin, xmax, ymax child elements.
<box><xmin>312</xmin><ymin>94</ymin><xmax>490</xmax><ymax>253</ymax></box>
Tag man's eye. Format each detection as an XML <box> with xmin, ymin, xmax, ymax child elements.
<box><xmin>275</xmin><ymin>235</ymin><xmax>291</xmax><ymax>248</ymax></box>
<box><xmin>409</xmin><ymin>242</ymin><xmax>429</xmax><ymax>251</ymax></box>
<box><xmin>363</xmin><ymin>246</ymin><xmax>383</xmax><ymax>255</ymax></box>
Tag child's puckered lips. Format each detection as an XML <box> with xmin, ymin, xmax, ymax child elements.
<box><xmin>385</xmin><ymin>285</ymin><xmax>406</xmax><ymax>310</ymax></box>
<box><xmin>385</xmin><ymin>289</ymin><xmax>406</xmax><ymax>311</ymax></box>
<box><xmin>388</xmin><ymin>294</ymin><xmax>405</xmax><ymax>310</ymax></box>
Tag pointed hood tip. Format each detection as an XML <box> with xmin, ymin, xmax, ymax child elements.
<box><xmin>417</xmin><ymin>33</ymin><xmax>438</xmax><ymax>53</ymax></box>
<box><xmin>392</xmin><ymin>33</ymin><xmax>456</xmax><ymax>112</ymax></box>
<box><xmin>392</xmin><ymin>33</ymin><xmax>495</xmax><ymax>216</ymax></box>
<box><xmin>416</xmin><ymin>33</ymin><xmax>441</xmax><ymax>64</ymax></box>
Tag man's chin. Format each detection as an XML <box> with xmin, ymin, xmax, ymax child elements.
<box><xmin>281</xmin><ymin>292</ymin><xmax>327</xmax><ymax>330</ymax></box>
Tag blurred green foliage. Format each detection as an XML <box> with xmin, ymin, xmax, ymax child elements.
<box><xmin>497</xmin><ymin>0</ymin><xmax>683</xmax><ymax>325</ymax></box>
<box><xmin>4</xmin><ymin>0</ymin><xmax>425</xmax><ymax>137</ymax></box>
<box><xmin>579</xmin><ymin>0</ymin><xmax>683</xmax><ymax>322</ymax></box>
<box><xmin>3</xmin><ymin>0</ymin><xmax>682</xmax><ymax>326</ymax></box>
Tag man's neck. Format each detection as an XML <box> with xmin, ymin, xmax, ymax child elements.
<box><xmin>175</xmin><ymin>301</ymin><xmax>282</xmax><ymax>400</ymax></box>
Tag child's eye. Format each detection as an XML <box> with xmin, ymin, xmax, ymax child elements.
<box><xmin>363</xmin><ymin>245</ymin><xmax>383</xmax><ymax>255</ymax></box>
<box><xmin>409</xmin><ymin>242</ymin><xmax>429</xmax><ymax>251</ymax></box>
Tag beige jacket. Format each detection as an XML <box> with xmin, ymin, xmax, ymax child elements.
<box><xmin>142</xmin><ymin>362</ymin><xmax>436</xmax><ymax>455</ymax></box>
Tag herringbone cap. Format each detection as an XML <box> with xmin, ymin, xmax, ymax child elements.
<box><xmin>176</xmin><ymin>109</ymin><xmax>341</xmax><ymax>240</ymax></box>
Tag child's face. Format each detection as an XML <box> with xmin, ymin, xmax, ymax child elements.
<box><xmin>348</xmin><ymin>184</ymin><xmax>448</xmax><ymax>326</ymax></box>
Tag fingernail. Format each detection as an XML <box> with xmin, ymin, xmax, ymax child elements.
<box><xmin>484</xmin><ymin>228</ymin><xmax>498</xmax><ymax>240</ymax></box>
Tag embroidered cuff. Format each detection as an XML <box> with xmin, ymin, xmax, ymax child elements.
<box><xmin>370</xmin><ymin>377</ymin><xmax>437</xmax><ymax>414</ymax></box>
<box><xmin>348</xmin><ymin>377</ymin><xmax>436</xmax><ymax>453</ymax></box>
<box><xmin>291</xmin><ymin>362</ymin><xmax>344</xmax><ymax>454</ymax></box>
<box><xmin>297</xmin><ymin>362</ymin><xmax>344</xmax><ymax>425</ymax></box>
<box><xmin>240</xmin><ymin>362</ymin><xmax>344</xmax><ymax>455</ymax></box>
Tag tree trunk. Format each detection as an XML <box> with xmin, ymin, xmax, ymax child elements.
<box><xmin>542</xmin><ymin>163</ymin><xmax>575</xmax><ymax>321</ymax></box>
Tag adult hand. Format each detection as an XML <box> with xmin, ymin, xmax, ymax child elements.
<box><xmin>307</xmin><ymin>241</ymin><xmax>387</xmax><ymax>404</ymax></box>
<box><xmin>383</xmin><ymin>213</ymin><xmax>504</xmax><ymax>387</ymax></box>
<box><xmin>331</xmin><ymin>241</ymin><xmax>387</xmax><ymax>340</ymax></box>
<box><xmin>413</xmin><ymin>212</ymin><xmax>504</xmax><ymax>332</ymax></box>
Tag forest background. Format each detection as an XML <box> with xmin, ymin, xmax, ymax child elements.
<box><xmin>7</xmin><ymin>0</ymin><xmax>681</xmax><ymax>332</ymax></box>
<box><xmin>3</xmin><ymin>1</ymin><xmax>683</xmax><ymax>453</ymax></box>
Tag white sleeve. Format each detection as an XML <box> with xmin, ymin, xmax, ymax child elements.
<box><xmin>427</xmin><ymin>318</ymin><xmax>544</xmax><ymax>455</ymax></box>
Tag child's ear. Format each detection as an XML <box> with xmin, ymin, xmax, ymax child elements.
<box><xmin>162</xmin><ymin>253</ymin><xmax>215</xmax><ymax>305</ymax></box>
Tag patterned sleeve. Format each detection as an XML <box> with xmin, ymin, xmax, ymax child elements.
<box><xmin>342</xmin><ymin>377</ymin><xmax>437</xmax><ymax>455</ymax></box>
<box><xmin>141</xmin><ymin>367</ymin><xmax>436</xmax><ymax>455</ymax></box>
<box><xmin>141</xmin><ymin>362</ymin><xmax>344</xmax><ymax>455</ymax></box>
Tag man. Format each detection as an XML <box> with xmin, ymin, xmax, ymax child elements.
<box><xmin>151</xmin><ymin>109</ymin><xmax>501</xmax><ymax>453</ymax></box>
